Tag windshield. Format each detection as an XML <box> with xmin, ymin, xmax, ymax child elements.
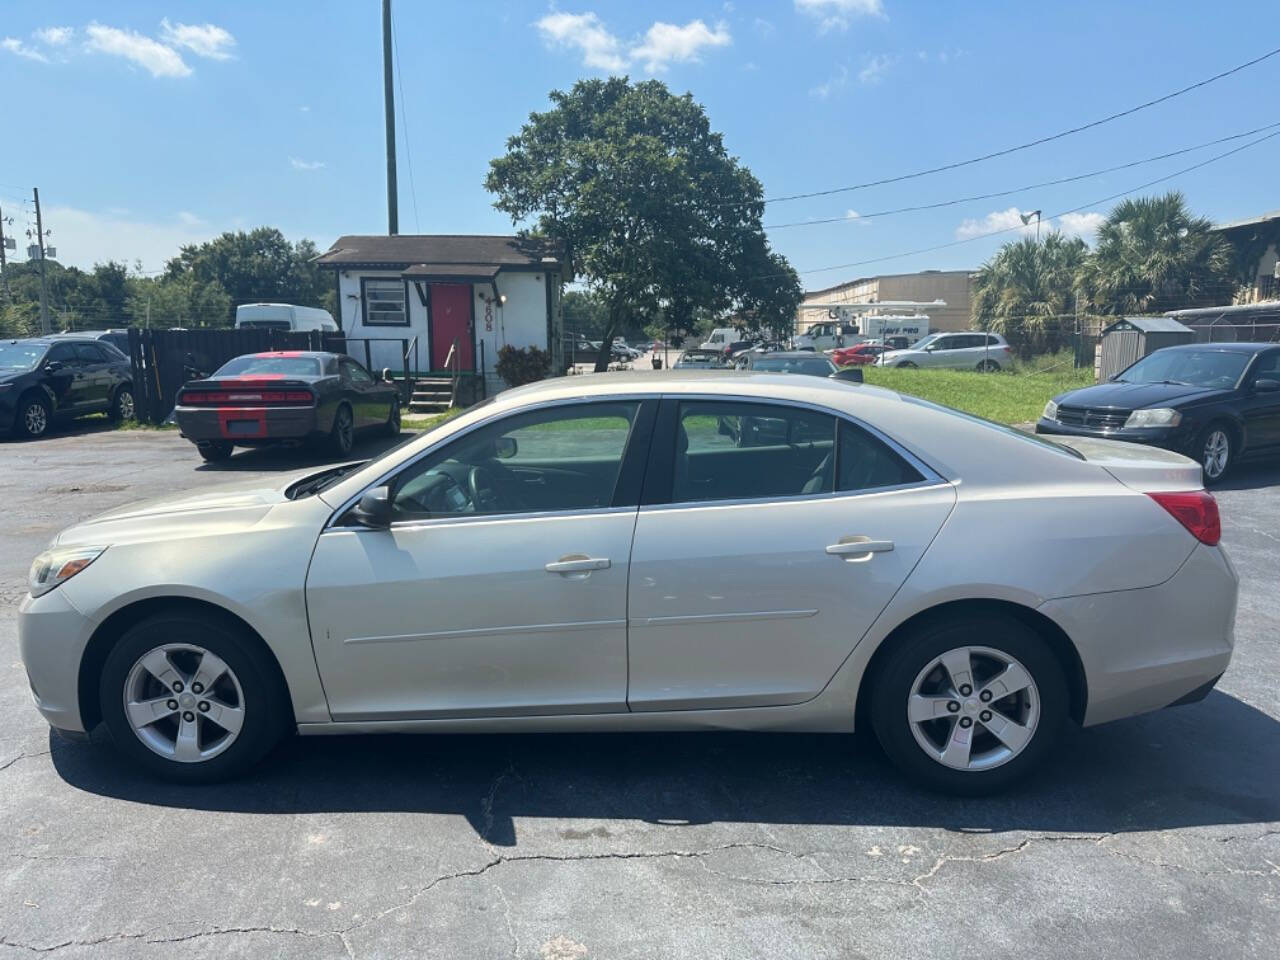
<box><xmin>0</xmin><ymin>341</ymin><xmax>47</xmax><ymax>371</ymax></box>
<box><xmin>753</xmin><ymin>356</ymin><xmax>835</xmax><ymax>375</ymax></box>
<box><xmin>214</xmin><ymin>355</ymin><xmax>323</xmax><ymax>377</ymax></box>
<box><xmin>1115</xmin><ymin>349</ymin><xmax>1250</xmax><ymax>389</ymax></box>
<box><xmin>908</xmin><ymin>334</ymin><xmax>940</xmax><ymax>350</ymax></box>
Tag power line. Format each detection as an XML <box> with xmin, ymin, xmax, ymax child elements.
<box><xmin>758</xmin><ymin>43</ymin><xmax>1280</xmax><ymax>205</ymax></box>
<box><xmin>792</xmin><ymin>128</ymin><xmax>1280</xmax><ymax>278</ymax></box>
<box><xmin>766</xmin><ymin>120</ymin><xmax>1280</xmax><ymax>230</ymax></box>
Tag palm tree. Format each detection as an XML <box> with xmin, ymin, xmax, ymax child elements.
<box><xmin>972</xmin><ymin>233</ymin><xmax>1088</xmax><ymax>355</ymax></box>
<box><xmin>1077</xmin><ymin>191</ymin><xmax>1233</xmax><ymax>315</ymax></box>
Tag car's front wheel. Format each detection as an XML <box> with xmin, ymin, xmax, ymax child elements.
<box><xmin>1198</xmin><ymin>423</ymin><xmax>1233</xmax><ymax>485</ymax></box>
<box><xmin>869</xmin><ymin>614</ymin><xmax>1067</xmax><ymax>795</ymax></box>
<box><xmin>16</xmin><ymin>392</ymin><xmax>52</xmax><ymax>438</ymax></box>
<box><xmin>976</xmin><ymin>359</ymin><xmax>1001</xmax><ymax>372</ymax></box>
<box><xmin>99</xmin><ymin>612</ymin><xmax>288</xmax><ymax>782</ymax></box>
<box><xmin>896</xmin><ymin>360</ymin><xmax>917</xmax><ymax>368</ymax></box>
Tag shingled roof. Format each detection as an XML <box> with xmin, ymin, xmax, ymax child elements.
<box><xmin>316</xmin><ymin>234</ymin><xmax>564</xmax><ymax>270</ymax></box>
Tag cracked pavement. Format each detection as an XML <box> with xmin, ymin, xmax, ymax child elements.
<box><xmin>1</xmin><ymin>429</ymin><xmax>1277</xmax><ymax>958</ymax></box>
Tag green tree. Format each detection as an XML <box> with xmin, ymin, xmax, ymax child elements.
<box><xmin>126</xmin><ymin>274</ymin><xmax>233</xmax><ymax>329</ymax></box>
<box><xmin>561</xmin><ymin>289</ymin><xmax>610</xmax><ymax>340</ymax></box>
<box><xmin>1077</xmin><ymin>191</ymin><xmax>1234</xmax><ymax>315</ymax></box>
<box><xmin>972</xmin><ymin>233</ymin><xmax>1088</xmax><ymax>355</ymax></box>
<box><xmin>485</xmin><ymin>77</ymin><xmax>799</xmax><ymax>371</ymax></box>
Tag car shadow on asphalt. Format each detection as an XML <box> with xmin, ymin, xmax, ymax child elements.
<box><xmin>1213</xmin><ymin>459</ymin><xmax>1280</xmax><ymax>491</ymax></box>
<box><xmin>49</xmin><ymin>691</ymin><xmax>1280</xmax><ymax>846</ymax></box>
<box><xmin>192</xmin><ymin>431</ymin><xmax>418</xmax><ymax>472</ymax></box>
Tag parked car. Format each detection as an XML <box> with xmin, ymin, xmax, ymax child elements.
<box><xmin>52</xmin><ymin>328</ymin><xmax>132</xmax><ymax>355</ymax></box>
<box><xmin>882</xmin><ymin>332</ymin><xmax>1011</xmax><ymax>370</ymax></box>
<box><xmin>0</xmin><ymin>337</ymin><xmax>135</xmax><ymax>439</ymax></box>
<box><xmin>173</xmin><ymin>350</ymin><xmax>400</xmax><ymax>461</ymax></box>
<box><xmin>673</xmin><ymin>348</ymin><xmax>728</xmax><ymax>368</ymax></box>
<box><xmin>1037</xmin><ymin>342</ymin><xmax>1280</xmax><ymax>484</ymax></box>
<box><xmin>19</xmin><ymin>373</ymin><xmax>1236</xmax><ymax>792</ymax></box>
<box><xmin>791</xmin><ymin>320</ymin><xmax>859</xmax><ymax>352</ymax></box>
<box><xmin>737</xmin><ymin>351</ymin><xmax>839</xmax><ymax>377</ymax></box>
<box><xmin>831</xmin><ymin>343</ymin><xmax>885</xmax><ymax>366</ymax></box>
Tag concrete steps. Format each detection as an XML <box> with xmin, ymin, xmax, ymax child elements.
<box><xmin>408</xmin><ymin>377</ymin><xmax>453</xmax><ymax>414</ymax></box>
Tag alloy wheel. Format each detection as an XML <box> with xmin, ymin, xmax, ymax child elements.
<box><xmin>122</xmin><ymin>643</ymin><xmax>246</xmax><ymax>763</ymax></box>
<box><xmin>1202</xmin><ymin>429</ymin><xmax>1229</xmax><ymax>480</ymax></box>
<box><xmin>118</xmin><ymin>390</ymin><xmax>135</xmax><ymax>420</ymax></box>
<box><xmin>24</xmin><ymin>402</ymin><xmax>48</xmax><ymax>436</ymax></box>
<box><xmin>335</xmin><ymin>407</ymin><xmax>354</xmax><ymax>452</ymax></box>
<box><xmin>907</xmin><ymin>645</ymin><xmax>1040</xmax><ymax>771</ymax></box>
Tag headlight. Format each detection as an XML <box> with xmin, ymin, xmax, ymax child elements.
<box><xmin>1042</xmin><ymin>399</ymin><xmax>1059</xmax><ymax>421</ymax></box>
<box><xmin>1124</xmin><ymin>407</ymin><xmax>1182</xmax><ymax>429</ymax></box>
<box><xmin>28</xmin><ymin>546</ymin><xmax>107</xmax><ymax>598</ymax></box>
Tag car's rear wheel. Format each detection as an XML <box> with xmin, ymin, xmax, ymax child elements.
<box><xmin>385</xmin><ymin>396</ymin><xmax>401</xmax><ymax>436</ymax></box>
<box><xmin>99</xmin><ymin>613</ymin><xmax>288</xmax><ymax>782</ymax></box>
<box><xmin>869</xmin><ymin>614</ymin><xmax>1067</xmax><ymax>795</ymax></box>
<box><xmin>196</xmin><ymin>440</ymin><xmax>234</xmax><ymax>462</ymax></box>
<box><xmin>976</xmin><ymin>359</ymin><xmax>1001</xmax><ymax>372</ymax></box>
<box><xmin>108</xmin><ymin>386</ymin><xmax>135</xmax><ymax>422</ymax></box>
<box><xmin>330</xmin><ymin>404</ymin><xmax>354</xmax><ymax>456</ymax></box>
<box><xmin>1198</xmin><ymin>423</ymin><xmax>1233</xmax><ymax>485</ymax></box>
<box><xmin>16</xmin><ymin>393</ymin><xmax>51</xmax><ymax>438</ymax></box>
<box><xmin>897</xmin><ymin>361</ymin><xmax>917</xmax><ymax>368</ymax></box>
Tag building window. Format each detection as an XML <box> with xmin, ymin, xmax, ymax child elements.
<box><xmin>362</xmin><ymin>278</ymin><xmax>408</xmax><ymax>326</ymax></box>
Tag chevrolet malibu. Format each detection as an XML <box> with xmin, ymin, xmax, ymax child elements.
<box><xmin>18</xmin><ymin>372</ymin><xmax>1237</xmax><ymax>793</ymax></box>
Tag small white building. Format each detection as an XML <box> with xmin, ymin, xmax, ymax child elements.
<box><xmin>317</xmin><ymin>234</ymin><xmax>565</xmax><ymax>397</ymax></box>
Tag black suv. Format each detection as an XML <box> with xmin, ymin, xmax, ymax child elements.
<box><xmin>0</xmin><ymin>338</ymin><xmax>136</xmax><ymax>439</ymax></box>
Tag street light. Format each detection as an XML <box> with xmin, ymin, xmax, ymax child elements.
<box><xmin>1020</xmin><ymin>209</ymin><xmax>1042</xmax><ymax>241</ymax></box>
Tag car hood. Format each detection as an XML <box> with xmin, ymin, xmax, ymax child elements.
<box><xmin>1055</xmin><ymin>381</ymin><xmax>1230</xmax><ymax>408</ymax></box>
<box><xmin>53</xmin><ymin>470</ymin><xmax>317</xmax><ymax>547</ymax></box>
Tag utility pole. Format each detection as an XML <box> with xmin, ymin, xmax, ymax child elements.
<box><xmin>0</xmin><ymin>204</ymin><xmax>12</xmax><ymax>302</ymax></box>
<box><xmin>382</xmin><ymin>0</ymin><xmax>399</xmax><ymax>235</ymax></box>
<box><xmin>33</xmin><ymin>187</ymin><xmax>51</xmax><ymax>334</ymax></box>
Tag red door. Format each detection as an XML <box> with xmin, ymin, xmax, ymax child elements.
<box><xmin>429</xmin><ymin>283</ymin><xmax>474</xmax><ymax>371</ymax></box>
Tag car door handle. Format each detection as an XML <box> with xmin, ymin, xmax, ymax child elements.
<box><xmin>545</xmin><ymin>555</ymin><xmax>611</xmax><ymax>574</ymax></box>
<box><xmin>826</xmin><ymin>537</ymin><xmax>895</xmax><ymax>560</ymax></box>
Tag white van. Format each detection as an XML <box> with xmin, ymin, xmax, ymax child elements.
<box><xmin>791</xmin><ymin>320</ymin><xmax>859</xmax><ymax>352</ymax></box>
<box><xmin>235</xmin><ymin>303</ymin><xmax>338</xmax><ymax>333</ymax></box>
<box><xmin>700</xmin><ymin>327</ymin><xmax>740</xmax><ymax>350</ymax></box>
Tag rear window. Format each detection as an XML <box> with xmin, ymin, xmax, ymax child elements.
<box><xmin>902</xmin><ymin>395</ymin><xmax>1085</xmax><ymax>460</ymax></box>
<box><xmin>214</xmin><ymin>355</ymin><xmax>322</xmax><ymax>377</ymax></box>
<box><xmin>237</xmin><ymin>319</ymin><xmax>292</xmax><ymax>331</ymax></box>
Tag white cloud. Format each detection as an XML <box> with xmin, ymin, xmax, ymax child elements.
<box><xmin>794</xmin><ymin>0</ymin><xmax>885</xmax><ymax>33</ymax></box>
<box><xmin>535</xmin><ymin>12</ymin><xmax>627</xmax><ymax>71</ymax></box>
<box><xmin>753</xmin><ymin>17</ymin><xmax>775</xmax><ymax>36</ymax></box>
<box><xmin>85</xmin><ymin>23</ymin><xmax>191</xmax><ymax>77</ymax></box>
<box><xmin>299</xmin><ymin>105</ymin><xmax>311</xmax><ymax>113</ymax></box>
<box><xmin>858</xmin><ymin>53</ymin><xmax>895</xmax><ymax>84</ymax></box>
<box><xmin>632</xmin><ymin>19</ymin><xmax>731</xmax><ymax>72</ymax></box>
<box><xmin>35</xmin><ymin>26</ymin><xmax>74</xmax><ymax>46</ymax></box>
<box><xmin>2</xmin><ymin>37</ymin><xmax>49</xmax><ymax>62</ymax></box>
<box><xmin>290</xmin><ymin>157</ymin><xmax>325</xmax><ymax>171</ymax></box>
<box><xmin>159</xmin><ymin>19</ymin><xmax>236</xmax><ymax>60</ymax></box>
<box><xmin>809</xmin><ymin>63</ymin><xmax>848</xmax><ymax>99</ymax></box>
<box><xmin>846</xmin><ymin>209</ymin><xmax>872</xmax><ymax>225</ymax></box>
<box><xmin>42</xmin><ymin>206</ymin><xmax>221</xmax><ymax>273</ymax></box>
<box><xmin>1057</xmin><ymin>211</ymin><xmax>1105</xmax><ymax>239</ymax></box>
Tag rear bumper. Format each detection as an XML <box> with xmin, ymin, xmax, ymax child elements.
<box><xmin>175</xmin><ymin>405</ymin><xmax>320</xmax><ymax>442</ymax></box>
<box><xmin>1040</xmin><ymin>542</ymin><xmax>1238</xmax><ymax>727</ymax></box>
<box><xmin>1035</xmin><ymin>418</ymin><xmax>1196</xmax><ymax>455</ymax></box>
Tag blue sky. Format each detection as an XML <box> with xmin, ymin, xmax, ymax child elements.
<box><xmin>2</xmin><ymin>0</ymin><xmax>1277</xmax><ymax>289</ymax></box>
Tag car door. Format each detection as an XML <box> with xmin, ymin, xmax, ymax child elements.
<box><xmin>339</xmin><ymin>356</ymin><xmax>383</xmax><ymax>428</ymax></box>
<box><xmin>626</xmin><ymin>397</ymin><xmax>956</xmax><ymax>711</ymax></box>
<box><xmin>72</xmin><ymin>342</ymin><xmax>113</xmax><ymax>409</ymax></box>
<box><xmin>1239</xmin><ymin>349</ymin><xmax>1280</xmax><ymax>450</ymax></box>
<box><xmin>41</xmin><ymin>342</ymin><xmax>90</xmax><ymax>412</ymax></box>
<box><xmin>306</xmin><ymin>398</ymin><xmax>656</xmax><ymax>720</ymax></box>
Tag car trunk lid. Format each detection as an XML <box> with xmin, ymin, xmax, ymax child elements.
<box><xmin>1053</xmin><ymin>436</ymin><xmax>1203</xmax><ymax>492</ymax></box>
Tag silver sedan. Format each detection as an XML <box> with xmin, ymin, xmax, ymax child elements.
<box><xmin>18</xmin><ymin>372</ymin><xmax>1237</xmax><ymax>793</ymax></box>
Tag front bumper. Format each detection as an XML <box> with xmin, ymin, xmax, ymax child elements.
<box><xmin>1041</xmin><ymin>542</ymin><xmax>1238</xmax><ymax>727</ymax></box>
<box><xmin>175</xmin><ymin>405</ymin><xmax>319</xmax><ymax>443</ymax></box>
<box><xmin>18</xmin><ymin>588</ymin><xmax>96</xmax><ymax>734</ymax></box>
<box><xmin>1035</xmin><ymin>417</ymin><xmax>1195</xmax><ymax>454</ymax></box>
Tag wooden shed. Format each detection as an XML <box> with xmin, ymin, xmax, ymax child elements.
<box><xmin>1096</xmin><ymin>316</ymin><xmax>1194</xmax><ymax>381</ymax></box>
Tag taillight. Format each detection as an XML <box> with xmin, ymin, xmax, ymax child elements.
<box><xmin>1147</xmin><ymin>491</ymin><xmax>1220</xmax><ymax>546</ymax></box>
<box><xmin>179</xmin><ymin>389</ymin><xmax>314</xmax><ymax>406</ymax></box>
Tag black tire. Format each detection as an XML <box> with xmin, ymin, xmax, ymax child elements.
<box><xmin>1196</xmin><ymin>421</ymin><xmax>1234</xmax><ymax>486</ymax></box>
<box><xmin>897</xmin><ymin>361</ymin><xmax>918</xmax><ymax>368</ymax></box>
<box><xmin>384</xmin><ymin>396</ymin><xmax>401</xmax><ymax>437</ymax></box>
<box><xmin>15</xmin><ymin>392</ymin><xmax>52</xmax><ymax>438</ymax></box>
<box><xmin>196</xmin><ymin>440</ymin><xmax>234</xmax><ymax>462</ymax></box>
<box><xmin>108</xmin><ymin>385</ymin><xmax>136</xmax><ymax>423</ymax></box>
<box><xmin>98</xmin><ymin>611</ymin><xmax>289</xmax><ymax>783</ymax></box>
<box><xmin>330</xmin><ymin>403</ymin><xmax>355</xmax><ymax>456</ymax></box>
<box><xmin>976</xmin><ymin>359</ymin><xmax>1001</xmax><ymax>372</ymax></box>
<box><xmin>869</xmin><ymin>614</ymin><xmax>1068</xmax><ymax>795</ymax></box>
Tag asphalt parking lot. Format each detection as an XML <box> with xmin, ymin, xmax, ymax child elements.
<box><xmin>1</xmin><ymin>427</ymin><xmax>1277</xmax><ymax>959</ymax></box>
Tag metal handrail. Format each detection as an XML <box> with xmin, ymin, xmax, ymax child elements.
<box><xmin>445</xmin><ymin>337</ymin><xmax>460</xmax><ymax>407</ymax></box>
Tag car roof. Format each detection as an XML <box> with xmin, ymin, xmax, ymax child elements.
<box><xmin>238</xmin><ymin>350</ymin><xmax>339</xmax><ymax>359</ymax></box>
<box><xmin>1154</xmin><ymin>342</ymin><xmax>1278</xmax><ymax>354</ymax></box>
<box><xmin>759</xmin><ymin>351</ymin><xmax>833</xmax><ymax>359</ymax></box>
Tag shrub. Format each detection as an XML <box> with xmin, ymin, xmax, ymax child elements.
<box><xmin>495</xmin><ymin>344</ymin><xmax>552</xmax><ymax>387</ymax></box>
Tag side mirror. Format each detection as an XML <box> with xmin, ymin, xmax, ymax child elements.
<box><xmin>831</xmin><ymin>368</ymin><xmax>864</xmax><ymax>383</ymax></box>
<box><xmin>351</xmin><ymin>485</ymin><xmax>393</xmax><ymax>528</ymax></box>
<box><xmin>494</xmin><ymin>436</ymin><xmax>518</xmax><ymax>459</ymax></box>
<box><xmin>380</xmin><ymin>367</ymin><xmax>393</xmax><ymax>382</ymax></box>
<box><xmin>1253</xmin><ymin>377</ymin><xmax>1280</xmax><ymax>393</ymax></box>
<box><xmin>45</xmin><ymin>359</ymin><xmax>63</xmax><ymax>373</ymax></box>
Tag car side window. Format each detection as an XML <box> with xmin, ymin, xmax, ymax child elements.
<box><xmin>1249</xmin><ymin>351</ymin><xmax>1280</xmax><ymax>381</ymax></box>
<box><xmin>73</xmin><ymin>343</ymin><xmax>103</xmax><ymax>364</ymax></box>
<box><xmin>343</xmin><ymin>359</ymin><xmax>374</xmax><ymax>384</ymax></box>
<box><xmin>674</xmin><ymin>401</ymin><xmax>836</xmax><ymax>503</ymax></box>
<box><xmin>837</xmin><ymin>421</ymin><xmax>925</xmax><ymax>492</ymax></box>
<box><xmin>45</xmin><ymin>343</ymin><xmax>80</xmax><ymax>367</ymax></box>
<box><xmin>390</xmin><ymin>402</ymin><xmax>640</xmax><ymax>521</ymax></box>
<box><xmin>931</xmin><ymin>337</ymin><xmax>955</xmax><ymax>351</ymax></box>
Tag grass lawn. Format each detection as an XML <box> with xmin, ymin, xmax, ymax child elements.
<box><xmin>860</xmin><ymin>366</ymin><xmax>1094</xmax><ymax>425</ymax></box>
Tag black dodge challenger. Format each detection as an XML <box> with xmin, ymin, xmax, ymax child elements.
<box><xmin>1036</xmin><ymin>342</ymin><xmax>1280</xmax><ymax>484</ymax></box>
<box><xmin>174</xmin><ymin>351</ymin><xmax>401</xmax><ymax>461</ymax></box>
